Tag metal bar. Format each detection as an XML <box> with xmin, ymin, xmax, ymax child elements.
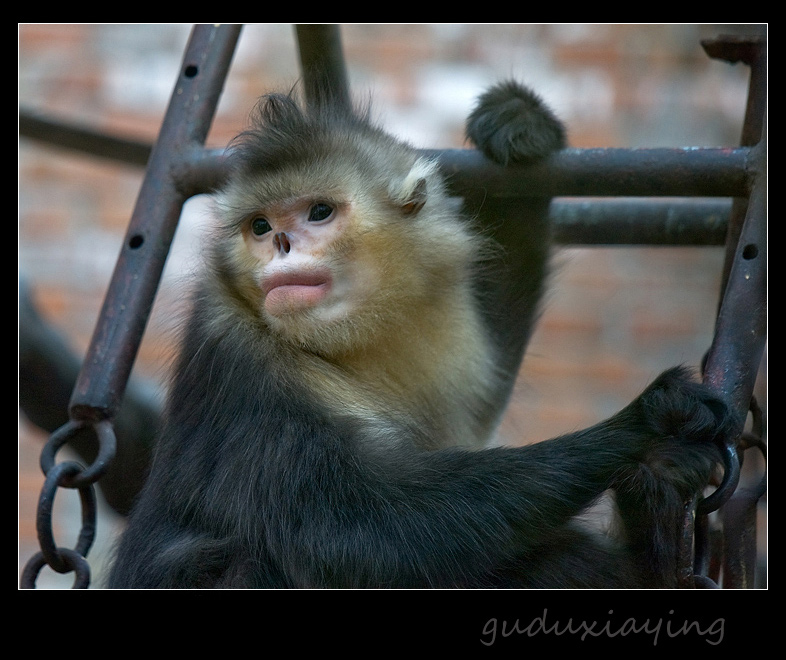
<box><xmin>295</xmin><ymin>24</ymin><xmax>351</xmax><ymax>111</ymax></box>
<box><xmin>19</xmin><ymin>109</ymin><xmax>152</xmax><ymax>166</ymax></box>
<box><xmin>699</xmin><ymin>36</ymin><xmax>767</xmax><ymax>588</ymax></box>
<box><xmin>702</xmin><ymin>35</ymin><xmax>766</xmax><ymax>148</ymax></box>
<box><xmin>106</xmin><ymin>142</ymin><xmax>757</xmax><ymax>200</ymax></box>
<box><xmin>433</xmin><ymin>146</ymin><xmax>751</xmax><ymax>198</ymax></box>
<box><xmin>722</xmin><ymin>485</ymin><xmax>765</xmax><ymax>588</ymax></box>
<box><xmin>68</xmin><ymin>23</ymin><xmax>242</xmax><ymax>421</ymax></box>
<box><xmin>692</xmin><ymin>148</ymin><xmax>765</xmax><ymax>519</ymax></box>
<box><xmin>17</xmin><ymin>112</ymin><xmax>740</xmax><ymax>245</ymax></box>
<box><xmin>704</xmin><ymin>36</ymin><xmax>767</xmax><ymax>310</ymax></box>
<box><xmin>20</xmin><ymin>112</ymin><xmax>752</xmax><ymax>202</ymax></box>
<box><xmin>703</xmin><ymin>135</ymin><xmax>766</xmax><ymax>439</ymax></box>
<box><xmin>550</xmin><ymin>198</ymin><xmax>729</xmax><ymax>245</ymax></box>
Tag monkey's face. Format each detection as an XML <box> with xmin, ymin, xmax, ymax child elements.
<box><xmin>216</xmin><ymin>153</ymin><xmax>472</xmax><ymax>355</ymax></box>
<box><xmin>232</xmin><ymin>192</ymin><xmax>390</xmax><ymax>351</ymax></box>
<box><xmin>244</xmin><ymin>196</ymin><xmax>354</xmax><ymax>314</ymax></box>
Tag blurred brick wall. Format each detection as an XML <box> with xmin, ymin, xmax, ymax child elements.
<box><xmin>19</xmin><ymin>24</ymin><xmax>766</xmax><ymax>587</ymax></box>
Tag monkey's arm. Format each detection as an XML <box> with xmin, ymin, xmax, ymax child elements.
<box><xmin>260</xmin><ymin>368</ymin><xmax>727</xmax><ymax>588</ymax></box>
<box><xmin>108</xmin><ymin>335</ymin><xmax>725</xmax><ymax>589</ymax></box>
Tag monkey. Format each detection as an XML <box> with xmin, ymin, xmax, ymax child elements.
<box><xmin>106</xmin><ymin>81</ymin><xmax>728</xmax><ymax>589</ymax></box>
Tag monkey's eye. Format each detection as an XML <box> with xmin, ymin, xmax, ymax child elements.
<box><xmin>250</xmin><ymin>216</ymin><xmax>272</xmax><ymax>236</ymax></box>
<box><xmin>308</xmin><ymin>203</ymin><xmax>333</xmax><ymax>222</ymax></box>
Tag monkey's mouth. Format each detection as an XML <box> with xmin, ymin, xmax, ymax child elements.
<box><xmin>262</xmin><ymin>271</ymin><xmax>333</xmax><ymax>315</ymax></box>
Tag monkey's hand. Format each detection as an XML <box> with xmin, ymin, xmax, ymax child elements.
<box><xmin>614</xmin><ymin>366</ymin><xmax>732</xmax><ymax>495</ymax></box>
<box><xmin>466</xmin><ymin>80</ymin><xmax>566</xmax><ymax>166</ymax></box>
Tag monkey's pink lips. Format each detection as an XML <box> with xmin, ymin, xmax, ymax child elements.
<box><xmin>262</xmin><ymin>271</ymin><xmax>332</xmax><ymax>315</ymax></box>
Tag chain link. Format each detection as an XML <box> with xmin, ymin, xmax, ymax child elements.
<box><xmin>20</xmin><ymin>419</ymin><xmax>116</xmax><ymax>589</ymax></box>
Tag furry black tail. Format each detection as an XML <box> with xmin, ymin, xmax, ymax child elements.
<box><xmin>466</xmin><ymin>80</ymin><xmax>566</xmax><ymax>165</ymax></box>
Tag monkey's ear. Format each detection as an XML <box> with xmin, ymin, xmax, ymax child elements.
<box><xmin>401</xmin><ymin>177</ymin><xmax>427</xmax><ymax>215</ymax></box>
<box><xmin>394</xmin><ymin>158</ymin><xmax>436</xmax><ymax>216</ymax></box>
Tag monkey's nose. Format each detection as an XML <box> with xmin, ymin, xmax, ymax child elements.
<box><xmin>273</xmin><ymin>232</ymin><xmax>291</xmax><ymax>255</ymax></box>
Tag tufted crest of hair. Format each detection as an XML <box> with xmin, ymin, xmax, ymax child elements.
<box><xmin>226</xmin><ymin>92</ymin><xmax>380</xmax><ymax>177</ymax></box>
<box><xmin>218</xmin><ymin>91</ymin><xmax>443</xmax><ymax>222</ymax></box>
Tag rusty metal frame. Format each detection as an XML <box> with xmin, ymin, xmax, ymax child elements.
<box><xmin>20</xmin><ymin>24</ymin><xmax>766</xmax><ymax>588</ymax></box>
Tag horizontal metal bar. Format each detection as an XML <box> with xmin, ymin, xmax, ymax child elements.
<box><xmin>550</xmin><ymin>198</ymin><xmax>730</xmax><ymax>245</ymax></box>
<box><xmin>21</xmin><ymin>110</ymin><xmax>753</xmax><ymax>200</ymax></box>
<box><xmin>194</xmin><ymin>146</ymin><xmax>752</xmax><ymax>199</ymax></box>
<box><xmin>19</xmin><ymin>120</ymin><xmax>738</xmax><ymax>245</ymax></box>
<box><xmin>432</xmin><ymin>147</ymin><xmax>752</xmax><ymax>198</ymax></box>
<box><xmin>19</xmin><ymin>109</ymin><xmax>153</xmax><ymax>167</ymax></box>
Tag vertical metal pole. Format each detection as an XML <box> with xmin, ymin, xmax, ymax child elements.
<box><xmin>294</xmin><ymin>24</ymin><xmax>351</xmax><ymax>111</ymax></box>
<box><xmin>702</xmin><ymin>139</ymin><xmax>766</xmax><ymax>418</ymax></box>
<box><xmin>68</xmin><ymin>24</ymin><xmax>242</xmax><ymax>422</ymax></box>
<box><xmin>702</xmin><ymin>36</ymin><xmax>767</xmax><ymax>309</ymax></box>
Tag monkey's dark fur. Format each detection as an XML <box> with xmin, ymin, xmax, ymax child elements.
<box><xmin>107</xmin><ymin>82</ymin><xmax>727</xmax><ymax>589</ymax></box>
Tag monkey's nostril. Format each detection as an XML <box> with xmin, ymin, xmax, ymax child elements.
<box><xmin>274</xmin><ymin>232</ymin><xmax>291</xmax><ymax>254</ymax></box>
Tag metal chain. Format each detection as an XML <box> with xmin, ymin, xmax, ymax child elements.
<box><xmin>20</xmin><ymin>419</ymin><xmax>116</xmax><ymax>589</ymax></box>
<box><xmin>683</xmin><ymin>394</ymin><xmax>767</xmax><ymax>588</ymax></box>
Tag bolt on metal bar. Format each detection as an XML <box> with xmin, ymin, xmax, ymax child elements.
<box><xmin>67</xmin><ymin>24</ymin><xmax>242</xmax><ymax>422</ymax></box>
